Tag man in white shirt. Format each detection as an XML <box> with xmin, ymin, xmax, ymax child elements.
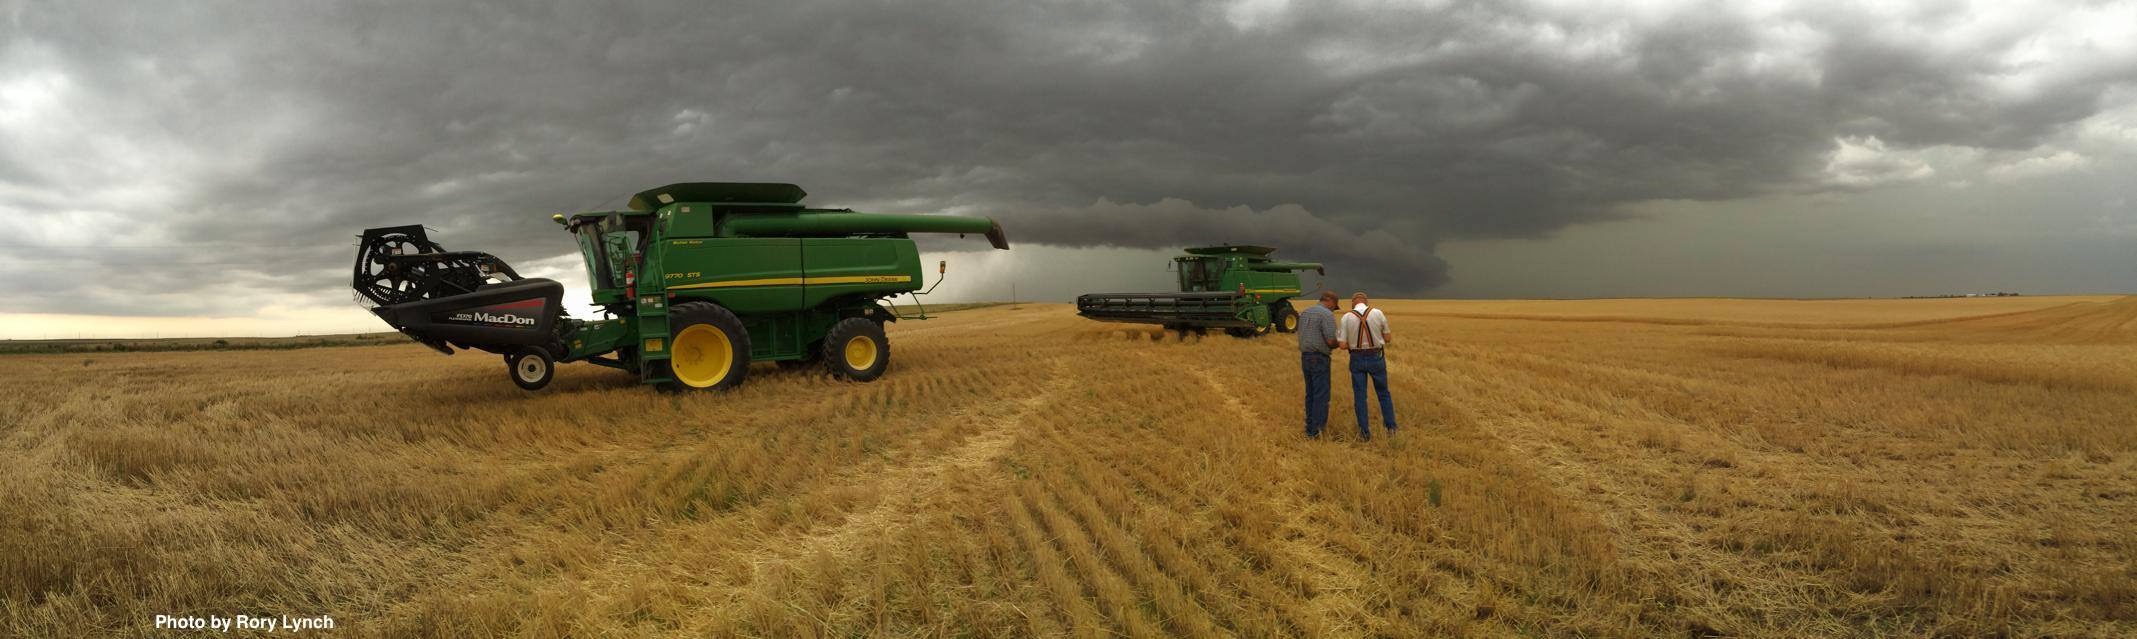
<box><xmin>1337</xmin><ymin>291</ymin><xmax>1396</xmax><ymax>440</ymax></box>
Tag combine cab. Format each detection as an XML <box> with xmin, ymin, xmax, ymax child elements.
<box><xmin>1076</xmin><ymin>245</ymin><xmax>1323</xmax><ymax>337</ymax></box>
<box><xmin>353</xmin><ymin>182</ymin><xmax>1008</xmax><ymax>392</ymax></box>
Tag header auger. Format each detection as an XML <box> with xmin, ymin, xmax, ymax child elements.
<box><xmin>1076</xmin><ymin>244</ymin><xmax>1325</xmax><ymax>337</ymax></box>
<box><xmin>353</xmin><ymin>182</ymin><xmax>1008</xmax><ymax>392</ymax></box>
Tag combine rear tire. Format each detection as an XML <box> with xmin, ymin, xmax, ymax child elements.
<box><xmin>667</xmin><ymin>302</ymin><xmax>751</xmax><ymax>391</ymax></box>
<box><xmin>506</xmin><ymin>347</ymin><xmax>554</xmax><ymax>391</ymax></box>
<box><xmin>1272</xmin><ymin>303</ymin><xmax>1299</xmax><ymax>333</ymax></box>
<box><xmin>822</xmin><ymin>318</ymin><xmax>889</xmax><ymax>382</ymax></box>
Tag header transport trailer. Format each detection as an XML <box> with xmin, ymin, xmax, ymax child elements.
<box><xmin>1075</xmin><ymin>245</ymin><xmax>1323</xmax><ymax>337</ymax></box>
<box><xmin>352</xmin><ymin>182</ymin><xmax>1009</xmax><ymax>392</ymax></box>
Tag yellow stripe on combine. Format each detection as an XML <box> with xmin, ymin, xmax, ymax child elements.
<box><xmin>810</xmin><ymin>275</ymin><xmax>915</xmax><ymax>285</ymax></box>
<box><xmin>667</xmin><ymin>277</ymin><xmax>805</xmax><ymax>290</ymax></box>
<box><xmin>1245</xmin><ymin>288</ymin><xmax>1299</xmax><ymax>294</ymax></box>
<box><xmin>666</xmin><ymin>274</ymin><xmax>914</xmax><ymax>290</ymax></box>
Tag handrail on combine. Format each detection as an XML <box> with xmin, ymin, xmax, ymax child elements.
<box><xmin>888</xmin><ymin>260</ymin><xmax>949</xmax><ymax>320</ymax></box>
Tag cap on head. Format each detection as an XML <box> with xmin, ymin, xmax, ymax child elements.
<box><xmin>1319</xmin><ymin>290</ymin><xmax>1340</xmax><ymax>304</ymax></box>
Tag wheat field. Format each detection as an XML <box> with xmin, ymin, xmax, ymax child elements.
<box><xmin>3</xmin><ymin>296</ymin><xmax>2133</xmax><ymax>637</ymax></box>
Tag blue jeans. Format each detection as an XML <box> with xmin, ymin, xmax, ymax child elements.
<box><xmin>1301</xmin><ymin>352</ymin><xmax>1331</xmax><ymax>437</ymax></box>
<box><xmin>1349</xmin><ymin>351</ymin><xmax>1396</xmax><ymax>438</ymax></box>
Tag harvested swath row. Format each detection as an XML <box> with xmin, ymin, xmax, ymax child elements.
<box><xmin>1005</xmin><ymin>486</ymin><xmax>1109</xmax><ymax>639</ymax></box>
<box><xmin>1012</xmin><ymin>349</ymin><xmax>1315</xmax><ymax>636</ymax></box>
<box><xmin>1421</xmin><ymin>324</ymin><xmax>2133</xmax><ymax>626</ymax></box>
<box><xmin>1104</xmin><ymin>453</ymin><xmax>1310</xmax><ymax>635</ymax></box>
<box><xmin>1181</xmin><ymin>365</ymin><xmax>1391</xmax><ymax>636</ymax></box>
<box><xmin>652</xmin><ymin>329</ymin><xmax>1078</xmax><ymax>634</ymax></box>
<box><xmin>1395</xmin><ymin>341</ymin><xmax>1872</xmax><ymax>633</ymax></box>
<box><xmin>1383</xmin><ymin>300</ymin><xmax>2136</xmax><ymax>636</ymax></box>
<box><xmin>1018</xmin><ymin>411</ymin><xmax>1274</xmax><ymax>636</ymax></box>
<box><xmin>5</xmin><ymin>298</ymin><xmax>2134</xmax><ymax>638</ymax></box>
<box><xmin>1191</xmin><ymin>338</ymin><xmax>1649</xmax><ymax>633</ymax></box>
<box><xmin>1002</xmin><ymin>389</ymin><xmax>1232</xmax><ymax>636</ymax></box>
<box><xmin>1015</xmin><ymin>344</ymin><xmax>1340</xmax><ymax>636</ymax></box>
<box><xmin>1101</xmin><ymin>399</ymin><xmax>1337</xmax><ymax>637</ymax></box>
<box><xmin>379</xmin><ymin>312</ymin><xmax>1079</xmax><ymax>635</ymax></box>
<box><xmin>1017</xmin><ymin>480</ymin><xmax>1169</xmax><ymax>638</ymax></box>
<box><xmin>707</xmin><ymin>360</ymin><xmax>1077</xmax><ymax>635</ymax></box>
<box><xmin>1050</xmin><ymin>469</ymin><xmax>1226</xmax><ymax>637</ymax></box>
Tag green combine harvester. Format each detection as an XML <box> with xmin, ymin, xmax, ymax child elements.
<box><xmin>1076</xmin><ymin>245</ymin><xmax>1324</xmax><ymax>337</ymax></box>
<box><xmin>352</xmin><ymin>182</ymin><xmax>1008</xmax><ymax>392</ymax></box>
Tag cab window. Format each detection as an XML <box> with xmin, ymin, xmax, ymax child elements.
<box><xmin>1178</xmin><ymin>257</ymin><xmax>1224</xmax><ymax>291</ymax></box>
<box><xmin>602</xmin><ymin>230</ymin><xmax>638</xmax><ymax>287</ymax></box>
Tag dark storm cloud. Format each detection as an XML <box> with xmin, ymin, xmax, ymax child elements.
<box><xmin>2</xmin><ymin>0</ymin><xmax>2133</xmax><ymax>314</ymax></box>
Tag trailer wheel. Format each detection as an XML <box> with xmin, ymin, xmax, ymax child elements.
<box><xmin>822</xmin><ymin>317</ymin><xmax>889</xmax><ymax>382</ymax></box>
<box><xmin>506</xmin><ymin>347</ymin><xmax>554</xmax><ymax>391</ymax></box>
<box><xmin>667</xmin><ymin>302</ymin><xmax>751</xmax><ymax>391</ymax></box>
<box><xmin>1272</xmin><ymin>303</ymin><xmax>1299</xmax><ymax>333</ymax></box>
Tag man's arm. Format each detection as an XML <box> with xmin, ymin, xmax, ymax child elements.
<box><xmin>1375</xmin><ymin>309</ymin><xmax>1392</xmax><ymax>345</ymax></box>
<box><xmin>1335</xmin><ymin>314</ymin><xmax>1351</xmax><ymax>349</ymax></box>
<box><xmin>1322</xmin><ymin>313</ymin><xmax>1339</xmax><ymax>349</ymax></box>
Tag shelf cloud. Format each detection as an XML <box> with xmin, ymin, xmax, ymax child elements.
<box><xmin>3</xmin><ymin>0</ymin><xmax>2134</xmax><ymax>317</ymax></box>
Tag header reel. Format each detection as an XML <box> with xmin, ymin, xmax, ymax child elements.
<box><xmin>353</xmin><ymin>225</ymin><xmax>524</xmax><ymax>307</ymax></box>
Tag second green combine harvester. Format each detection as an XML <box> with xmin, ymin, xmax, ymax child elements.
<box><xmin>1076</xmin><ymin>245</ymin><xmax>1324</xmax><ymax>337</ymax></box>
<box><xmin>353</xmin><ymin>182</ymin><xmax>1008</xmax><ymax>392</ymax></box>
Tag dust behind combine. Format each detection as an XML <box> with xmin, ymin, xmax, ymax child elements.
<box><xmin>3</xmin><ymin>297</ymin><xmax>2133</xmax><ymax>637</ymax></box>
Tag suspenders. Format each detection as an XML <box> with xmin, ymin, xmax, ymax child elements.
<box><xmin>1350</xmin><ymin>307</ymin><xmax>1377</xmax><ymax>349</ymax></box>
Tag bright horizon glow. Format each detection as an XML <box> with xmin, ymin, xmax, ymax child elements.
<box><xmin>0</xmin><ymin>306</ymin><xmax>383</xmax><ymax>340</ymax></box>
<box><xmin>7</xmin><ymin>293</ymin><xmax>2131</xmax><ymax>341</ymax></box>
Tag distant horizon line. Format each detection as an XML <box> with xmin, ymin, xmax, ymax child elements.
<box><xmin>4</xmin><ymin>293</ymin><xmax>2128</xmax><ymax>343</ymax></box>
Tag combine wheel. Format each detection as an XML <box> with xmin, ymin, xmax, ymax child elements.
<box><xmin>1272</xmin><ymin>303</ymin><xmax>1299</xmax><ymax>333</ymax></box>
<box><xmin>822</xmin><ymin>317</ymin><xmax>890</xmax><ymax>382</ymax></box>
<box><xmin>506</xmin><ymin>347</ymin><xmax>554</xmax><ymax>391</ymax></box>
<box><xmin>667</xmin><ymin>302</ymin><xmax>751</xmax><ymax>391</ymax></box>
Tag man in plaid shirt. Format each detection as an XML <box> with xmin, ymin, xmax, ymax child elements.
<box><xmin>1295</xmin><ymin>291</ymin><xmax>1341</xmax><ymax>439</ymax></box>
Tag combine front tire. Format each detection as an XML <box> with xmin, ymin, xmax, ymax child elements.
<box><xmin>506</xmin><ymin>347</ymin><xmax>554</xmax><ymax>391</ymax></box>
<box><xmin>667</xmin><ymin>302</ymin><xmax>751</xmax><ymax>391</ymax></box>
<box><xmin>822</xmin><ymin>318</ymin><xmax>889</xmax><ymax>382</ymax></box>
<box><xmin>1272</xmin><ymin>303</ymin><xmax>1299</xmax><ymax>333</ymax></box>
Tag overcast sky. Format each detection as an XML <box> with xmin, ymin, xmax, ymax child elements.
<box><xmin>3</xmin><ymin>0</ymin><xmax>2134</xmax><ymax>337</ymax></box>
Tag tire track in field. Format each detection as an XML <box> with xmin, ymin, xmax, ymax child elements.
<box><xmin>1190</xmin><ymin>364</ymin><xmax>1373</xmax><ymax>637</ymax></box>
<box><xmin>734</xmin><ymin>356</ymin><xmax>1072</xmax><ymax>597</ymax></box>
